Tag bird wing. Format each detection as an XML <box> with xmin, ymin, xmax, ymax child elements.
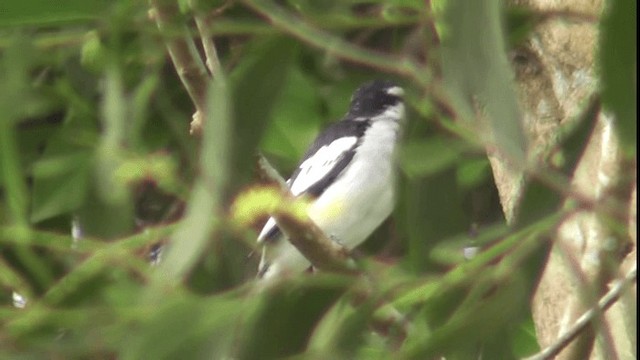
<box><xmin>288</xmin><ymin>136</ymin><xmax>358</xmax><ymax>196</ymax></box>
<box><xmin>257</xmin><ymin>120</ymin><xmax>368</xmax><ymax>243</ymax></box>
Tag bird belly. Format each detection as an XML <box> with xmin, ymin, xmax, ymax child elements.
<box><xmin>308</xmin><ymin>146</ymin><xmax>395</xmax><ymax>249</ymax></box>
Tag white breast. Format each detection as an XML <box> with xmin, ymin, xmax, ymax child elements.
<box><xmin>308</xmin><ymin>116</ymin><xmax>401</xmax><ymax>248</ymax></box>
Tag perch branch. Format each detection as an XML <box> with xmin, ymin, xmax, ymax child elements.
<box><xmin>256</xmin><ymin>155</ymin><xmax>357</xmax><ymax>275</ymax></box>
<box><xmin>272</xmin><ymin>209</ymin><xmax>358</xmax><ymax>275</ymax></box>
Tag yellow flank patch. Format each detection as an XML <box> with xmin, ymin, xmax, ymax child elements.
<box><xmin>312</xmin><ymin>197</ymin><xmax>345</xmax><ymax>223</ymax></box>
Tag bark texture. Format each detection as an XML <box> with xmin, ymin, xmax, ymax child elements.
<box><xmin>495</xmin><ymin>0</ymin><xmax>637</xmax><ymax>358</ymax></box>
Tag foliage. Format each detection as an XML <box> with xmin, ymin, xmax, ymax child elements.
<box><xmin>0</xmin><ymin>0</ymin><xmax>635</xmax><ymax>359</ymax></box>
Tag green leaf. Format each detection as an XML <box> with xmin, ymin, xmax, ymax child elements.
<box><xmin>456</xmin><ymin>157</ymin><xmax>491</xmax><ymax>190</ymax></box>
<box><xmin>440</xmin><ymin>0</ymin><xmax>526</xmax><ymax>163</ymax></box>
<box><xmin>308</xmin><ymin>297</ymin><xmax>375</xmax><ymax>355</ymax></box>
<box><xmin>402</xmin><ymin>272</ymin><xmax>527</xmax><ymax>359</ymax></box>
<box><xmin>30</xmin><ymin>113</ymin><xmax>95</xmax><ymax>223</ymax></box>
<box><xmin>30</xmin><ymin>153</ymin><xmax>92</xmax><ymax>223</ymax></box>
<box><xmin>237</xmin><ymin>275</ymin><xmax>348</xmax><ymax>359</ymax></box>
<box><xmin>156</xmin><ymin>80</ymin><xmax>230</xmax><ymax>285</ymax></box>
<box><xmin>229</xmin><ymin>37</ymin><xmax>298</xmax><ymax>191</ymax></box>
<box><xmin>399</xmin><ymin>136</ymin><xmax>468</xmax><ymax>179</ymax></box>
<box><xmin>123</xmin><ymin>295</ymin><xmax>246</xmax><ymax>360</ymax></box>
<box><xmin>600</xmin><ymin>0</ymin><xmax>637</xmax><ymax>156</ymax></box>
<box><xmin>399</xmin><ymin>168</ymin><xmax>470</xmax><ymax>273</ymax></box>
<box><xmin>510</xmin><ymin>314</ymin><xmax>540</xmax><ymax>358</ymax></box>
<box><xmin>260</xmin><ymin>67</ymin><xmax>322</xmax><ymax>167</ymax></box>
<box><xmin>0</xmin><ymin>0</ymin><xmax>110</xmax><ymax>26</ymax></box>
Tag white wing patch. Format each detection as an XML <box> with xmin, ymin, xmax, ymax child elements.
<box><xmin>289</xmin><ymin>136</ymin><xmax>358</xmax><ymax>196</ymax></box>
<box><xmin>256</xmin><ymin>136</ymin><xmax>357</xmax><ymax>244</ymax></box>
<box><xmin>257</xmin><ymin>217</ymin><xmax>278</xmax><ymax>242</ymax></box>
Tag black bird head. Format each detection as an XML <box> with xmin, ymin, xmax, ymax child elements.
<box><xmin>347</xmin><ymin>80</ymin><xmax>404</xmax><ymax>118</ymax></box>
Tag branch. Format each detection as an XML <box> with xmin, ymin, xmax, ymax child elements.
<box><xmin>272</xmin><ymin>208</ymin><xmax>357</xmax><ymax>275</ymax></box>
<box><xmin>256</xmin><ymin>153</ymin><xmax>287</xmax><ymax>189</ymax></box>
<box><xmin>256</xmin><ymin>155</ymin><xmax>357</xmax><ymax>275</ymax></box>
<box><xmin>149</xmin><ymin>0</ymin><xmax>209</xmax><ymax>114</ymax></box>
<box><xmin>241</xmin><ymin>0</ymin><xmax>428</xmax><ymax>85</ymax></box>
<box><xmin>150</xmin><ymin>0</ymin><xmax>225</xmax><ymax>135</ymax></box>
<box><xmin>192</xmin><ymin>10</ymin><xmax>223</xmax><ymax>78</ymax></box>
<box><xmin>523</xmin><ymin>267</ymin><xmax>637</xmax><ymax>360</ymax></box>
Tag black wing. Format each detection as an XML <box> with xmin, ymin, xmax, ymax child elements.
<box><xmin>258</xmin><ymin>119</ymin><xmax>369</xmax><ymax>242</ymax></box>
<box><xmin>288</xmin><ymin>119</ymin><xmax>369</xmax><ymax>196</ymax></box>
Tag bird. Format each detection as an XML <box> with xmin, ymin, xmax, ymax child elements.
<box><xmin>257</xmin><ymin>80</ymin><xmax>405</xmax><ymax>280</ymax></box>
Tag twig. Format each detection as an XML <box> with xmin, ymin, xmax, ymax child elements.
<box><xmin>189</xmin><ymin>0</ymin><xmax>224</xmax><ymax>79</ymax></box>
<box><xmin>523</xmin><ymin>267</ymin><xmax>637</xmax><ymax>360</ymax></box>
<box><xmin>150</xmin><ymin>0</ymin><xmax>225</xmax><ymax>135</ymax></box>
<box><xmin>149</xmin><ymin>0</ymin><xmax>209</xmax><ymax>114</ymax></box>
<box><xmin>194</xmin><ymin>15</ymin><xmax>223</xmax><ymax>78</ymax></box>
<box><xmin>256</xmin><ymin>153</ymin><xmax>287</xmax><ymax>189</ymax></box>
<box><xmin>241</xmin><ymin>0</ymin><xmax>429</xmax><ymax>86</ymax></box>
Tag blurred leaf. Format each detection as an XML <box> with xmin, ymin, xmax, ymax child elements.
<box><xmin>230</xmin><ymin>186</ymin><xmax>285</xmax><ymax>227</ymax></box>
<box><xmin>229</xmin><ymin>37</ymin><xmax>297</xmax><ymax>192</ymax></box>
<box><xmin>505</xmin><ymin>6</ymin><xmax>538</xmax><ymax>47</ymax></box>
<box><xmin>237</xmin><ymin>276</ymin><xmax>349</xmax><ymax>359</ymax></box>
<box><xmin>0</xmin><ymin>38</ymin><xmax>47</xmax><ymax>227</ymax></box>
<box><xmin>260</xmin><ymin>67</ymin><xmax>322</xmax><ymax>167</ymax></box>
<box><xmin>600</xmin><ymin>0</ymin><xmax>637</xmax><ymax>156</ymax></box>
<box><xmin>440</xmin><ymin>0</ymin><xmax>526</xmax><ymax>163</ymax></box>
<box><xmin>123</xmin><ymin>294</ymin><xmax>246</xmax><ymax>360</ymax></box>
<box><xmin>0</xmin><ymin>0</ymin><xmax>110</xmax><ymax>26</ymax></box>
<box><xmin>308</xmin><ymin>296</ymin><xmax>375</xmax><ymax>355</ymax></box>
<box><xmin>456</xmin><ymin>156</ymin><xmax>491</xmax><ymax>190</ymax></box>
<box><xmin>30</xmin><ymin>115</ymin><xmax>95</xmax><ymax>223</ymax></box>
<box><xmin>510</xmin><ymin>314</ymin><xmax>540</xmax><ymax>358</ymax></box>
<box><xmin>403</xmin><ymin>272</ymin><xmax>527</xmax><ymax>359</ymax></box>
<box><xmin>400</xmin><ymin>136</ymin><xmax>469</xmax><ymax>179</ymax></box>
<box><xmin>157</xmin><ymin>80</ymin><xmax>230</xmax><ymax>285</ymax></box>
<box><xmin>80</xmin><ymin>30</ymin><xmax>108</xmax><ymax>73</ymax></box>
<box><xmin>400</xmin><ymin>168</ymin><xmax>470</xmax><ymax>273</ymax></box>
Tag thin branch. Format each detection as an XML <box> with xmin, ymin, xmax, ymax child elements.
<box><xmin>523</xmin><ymin>267</ymin><xmax>637</xmax><ymax>360</ymax></box>
<box><xmin>150</xmin><ymin>0</ymin><xmax>227</xmax><ymax>135</ymax></box>
<box><xmin>149</xmin><ymin>0</ymin><xmax>210</xmax><ymax>115</ymax></box>
<box><xmin>241</xmin><ymin>0</ymin><xmax>429</xmax><ymax>86</ymax></box>
<box><xmin>193</xmin><ymin>12</ymin><xmax>223</xmax><ymax>79</ymax></box>
<box><xmin>256</xmin><ymin>153</ymin><xmax>287</xmax><ymax>189</ymax></box>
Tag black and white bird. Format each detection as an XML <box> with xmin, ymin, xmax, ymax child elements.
<box><xmin>257</xmin><ymin>80</ymin><xmax>405</xmax><ymax>279</ymax></box>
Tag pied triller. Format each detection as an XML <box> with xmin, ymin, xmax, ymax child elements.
<box><xmin>257</xmin><ymin>80</ymin><xmax>405</xmax><ymax>279</ymax></box>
